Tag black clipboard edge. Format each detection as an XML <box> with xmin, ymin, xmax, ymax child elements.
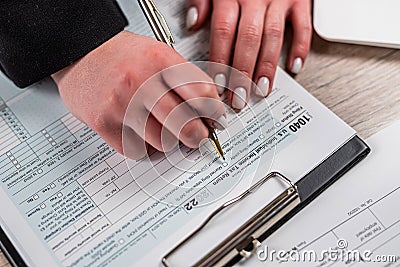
<box><xmin>227</xmin><ymin>135</ymin><xmax>370</xmax><ymax>266</ymax></box>
<box><xmin>0</xmin><ymin>224</ymin><xmax>27</xmax><ymax>267</ymax></box>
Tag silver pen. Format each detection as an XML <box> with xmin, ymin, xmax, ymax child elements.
<box><xmin>137</xmin><ymin>0</ymin><xmax>225</xmax><ymax>160</ymax></box>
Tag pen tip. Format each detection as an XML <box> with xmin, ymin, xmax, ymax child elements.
<box><xmin>208</xmin><ymin>128</ymin><xmax>225</xmax><ymax>162</ymax></box>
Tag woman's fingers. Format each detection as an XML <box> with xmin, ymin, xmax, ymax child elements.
<box><xmin>254</xmin><ymin>1</ymin><xmax>289</xmax><ymax>98</ymax></box>
<box><xmin>138</xmin><ymin>79</ymin><xmax>209</xmax><ymax>149</ymax></box>
<box><xmin>143</xmin><ymin>114</ymin><xmax>178</xmax><ymax>153</ymax></box>
<box><xmin>126</xmin><ymin>84</ymin><xmax>208</xmax><ymax>152</ymax></box>
<box><xmin>124</xmin><ymin>60</ymin><xmax>227</xmax><ymax>157</ymax></box>
<box><xmin>287</xmin><ymin>0</ymin><xmax>312</xmax><ymax>74</ymax></box>
<box><xmin>121</xmin><ymin>0</ymin><xmax>312</xmax><ymax>160</ymax></box>
<box><xmin>151</xmin><ymin>92</ymin><xmax>209</xmax><ymax>149</ymax></box>
<box><xmin>228</xmin><ymin>0</ymin><xmax>266</xmax><ymax>110</ymax></box>
<box><xmin>209</xmin><ymin>0</ymin><xmax>239</xmax><ymax>94</ymax></box>
<box><xmin>186</xmin><ymin>0</ymin><xmax>232</xmax><ymax>96</ymax></box>
<box><xmin>162</xmin><ymin>63</ymin><xmax>227</xmax><ymax>124</ymax></box>
<box><xmin>203</xmin><ymin>0</ymin><xmax>312</xmax><ymax>102</ymax></box>
<box><xmin>122</xmin><ymin>126</ymin><xmax>148</xmax><ymax>160</ymax></box>
<box><xmin>186</xmin><ymin>0</ymin><xmax>211</xmax><ymax>30</ymax></box>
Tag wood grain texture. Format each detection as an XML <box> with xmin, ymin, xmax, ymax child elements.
<box><xmin>1</xmin><ymin>34</ymin><xmax>399</xmax><ymax>267</ymax></box>
<box><xmin>298</xmin><ymin>34</ymin><xmax>400</xmax><ymax>138</ymax></box>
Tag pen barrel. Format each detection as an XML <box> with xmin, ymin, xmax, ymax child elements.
<box><xmin>137</xmin><ymin>0</ymin><xmax>174</xmax><ymax>47</ymax></box>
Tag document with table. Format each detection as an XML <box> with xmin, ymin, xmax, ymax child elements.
<box><xmin>243</xmin><ymin>121</ymin><xmax>400</xmax><ymax>266</ymax></box>
<box><xmin>0</xmin><ymin>0</ymin><xmax>369</xmax><ymax>266</ymax></box>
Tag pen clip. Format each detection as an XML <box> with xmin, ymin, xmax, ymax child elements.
<box><xmin>147</xmin><ymin>0</ymin><xmax>175</xmax><ymax>45</ymax></box>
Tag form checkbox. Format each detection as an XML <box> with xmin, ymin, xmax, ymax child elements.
<box><xmin>119</xmin><ymin>239</ymin><xmax>125</xmax><ymax>244</ymax></box>
<box><xmin>16</xmin><ymin>164</ymin><xmax>21</xmax><ymax>169</ymax></box>
<box><xmin>275</xmin><ymin>122</ymin><xmax>281</xmax><ymax>127</ymax></box>
<box><xmin>40</xmin><ymin>203</ymin><xmax>46</xmax><ymax>209</ymax></box>
<box><xmin>45</xmin><ymin>134</ymin><xmax>50</xmax><ymax>138</ymax></box>
<box><xmin>259</xmin><ymin>134</ymin><xmax>265</xmax><ymax>139</ymax></box>
<box><xmin>222</xmin><ymin>162</ymin><xmax>228</xmax><ymax>167</ymax></box>
<box><xmin>57</xmin><ymin>192</ymin><xmax>63</xmax><ymax>198</ymax></box>
<box><xmin>33</xmin><ymin>194</ymin><xmax>39</xmax><ymax>200</ymax></box>
<box><xmin>50</xmin><ymin>183</ymin><xmax>56</xmax><ymax>188</ymax></box>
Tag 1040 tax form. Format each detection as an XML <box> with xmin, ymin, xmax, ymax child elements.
<box><xmin>0</xmin><ymin>0</ymin><xmax>357</xmax><ymax>266</ymax></box>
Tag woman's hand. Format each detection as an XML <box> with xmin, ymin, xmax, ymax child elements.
<box><xmin>52</xmin><ymin>30</ymin><xmax>226</xmax><ymax>160</ymax></box>
<box><xmin>186</xmin><ymin>0</ymin><xmax>312</xmax><ymax>110</ymax></box>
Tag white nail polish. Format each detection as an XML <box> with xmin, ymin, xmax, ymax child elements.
<box><xmin>256</xmin><ymin>77</ymin><xmax>270</xmax><ymax>97</ymax></box>
<box><xmin>232</xmin><ymin>87</ymin><xmax>247</xmax><ymax>110</ymax></box>
<box><xmin>214</xmin><ymin>73</ymin><xmax>226</xmax><ymax>95</ymax></box>
<box><xmin>213</xmin><ymin>115</ymin><xmax>228</xmax><ymax>130</ymax></box>
<box><xmin>186</xmin><ymin>7</ymin><xmax>198</xmax><ymax>30</ymax></box>
<box><xmin>291</xmin><ymin>57</ymin><xmax>303</xmax><ymax>74</ymax></box>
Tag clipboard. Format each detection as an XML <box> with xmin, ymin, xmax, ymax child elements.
<box><xmin>0</xmin><ymin>135</ymin><xmax>370</xmax><ymax>267</ymax></box>
<box><xmin>161</xmin><ymin>136</ymin><xmax>370</xmax><ymax>267</ymax></box>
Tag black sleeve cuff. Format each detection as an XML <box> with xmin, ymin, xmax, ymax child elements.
<box><xmin>0</xmin><ymin>0</ymin><xmax>128</xmax><ymax>88</ymax></box>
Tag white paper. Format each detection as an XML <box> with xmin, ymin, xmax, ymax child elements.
<box><xmin>0</xmin><ymin>1</ymin><xmax>355</xmax><ymax>266</ymax></box>
<box><xmin>243</xmin><ymin>122</ymin><xmax>400</xmax><ymax>267</ymax></box>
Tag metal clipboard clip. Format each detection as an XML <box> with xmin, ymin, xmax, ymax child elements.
<box><xmin>162</xmin><ymin>172</ymin><xmax>301</xmax><ymax>267</ymax></box>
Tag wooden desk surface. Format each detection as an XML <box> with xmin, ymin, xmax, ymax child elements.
<box><xmin>1</xmin><ymin>34</ymin><xmax>400</xmax><ymax>266</ymax></box>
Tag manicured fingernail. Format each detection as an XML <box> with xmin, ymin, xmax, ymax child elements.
<box><xmin>232</xmin><ymin>87</ymin><xmax>247</xmax><ymax>110</ymax></box>
<box><xmin>256</xmin><ymin>77</ymin><xmax>270</xmax><ymax>97</ymax></box>
<box><xmin>214</xmin><ymin>73</ymin><xmax>226</xmax><ymax>95</ymax></box>
<box><xmin>213</xmin><ymin>115</ymin><xmax>228</xmax><ymax>130</ymax></box>
<box><xmin>186</xmin><ymin>7</ymin><xmax>198</xmax><ymax>30</ymax></box>
<box><xmin>291</xmin><ymin>57</ymin><xmax>303</xmax><ymax>74</ymax></box>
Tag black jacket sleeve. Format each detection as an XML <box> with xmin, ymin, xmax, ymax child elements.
<box><xmin>0</xmin><ymin>0</ymin><xmax>128</xmax><ymax>88</ymax></box>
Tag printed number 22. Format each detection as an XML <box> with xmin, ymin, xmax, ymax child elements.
<box><xmin>184</xmin><ymin>198</ymin><xmax>199</xmax><ymax>211</ymax></box>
